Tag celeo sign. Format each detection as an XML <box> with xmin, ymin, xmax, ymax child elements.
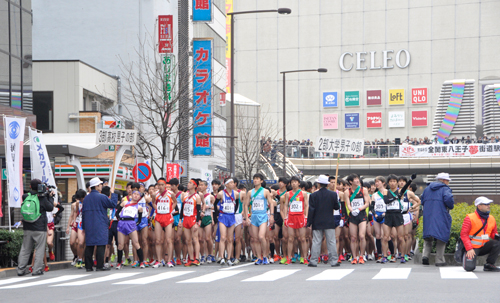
<box><xmin>339</xmin><ymin>49</ymin><xmax>411</xmax><ymax>71</ymax></box>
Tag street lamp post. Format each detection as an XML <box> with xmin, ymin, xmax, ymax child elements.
<box><xmin>228</xmin><ymin>8</ymin><xmax>291</xmax><ymax>177</ymax></box>
<box><xmin>280</xmin><ymin>68</ymin><xmax>327</xmax><ymax>177</ymax></box>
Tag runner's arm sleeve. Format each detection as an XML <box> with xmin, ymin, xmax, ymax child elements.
<box><xmin>136</xmin><ymin>211</ymin><xmax>142</xmax><ymax>225</ymax></box>
<box><xmin>172</xmin><ymin>205</ymin><xmax>179</xmax><ymax>216</ymax></box>
<box><xmin>116</xmin><ymin>205</ymin><xmax>123</xmax><ymax>220</ymax></box>
<box><xmin>396</xmin><ymin>180</ymin><xmax>412</xmax><ymax>200</ymax></box>
<box><xmin>196</xmin><ymin>204</ymin><xmax>201</xmax><ymax>221</ymax></box>
<box><xmin>234</xmin><ymin>198</ymin><xmax>239</xmax><ymax>214</ymax></box>
<box><xmin>55</xmin><ymin>203</ymin><xmax>65</xmax><ymax>216</ymax></box>
<box><xmin>180</xmin><ymin>203</ymin><xmax>185</xmax><ymax>220</ymax></box>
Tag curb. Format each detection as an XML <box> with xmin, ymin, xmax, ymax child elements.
<box><xmin>0</xmin><ymin>261</ymin><xmax>72</xmax><ymax>279</ymax></box>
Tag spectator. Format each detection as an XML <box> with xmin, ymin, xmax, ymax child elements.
<box><xmin>17</xmin><ymin>179</ymin><xmax>55</xmax><ymax>276</ymax></box>
<box><xmin>460</xmin><ymin>197</ymin><xmax>500</xmax><ymax>272</ymax></box>
<box><xmin>464</xmin><ymin>136</ymin><xmax>472</xmax><ymax>144</ymax></box>
<box><xmin>82</xmin><ymin>177</ymin><xmax>118</xmax><ymax>272</ymax></box>
<box><xmin>451</xmin><ymin>136</ymin><xmax>460</xmax><ymax>144</ymax></box>
<box><xmin>432</xmin><ymin>137</ymin><xmax>439</xmax><ymax>145</ymax></box>
<box><xmin>421</xmin><ymin>172</ymin><xmax>454</xmax><ymax>266</ymax></box>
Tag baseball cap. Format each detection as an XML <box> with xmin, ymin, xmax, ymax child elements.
<box><xmin>474</xmin><ymin>196</ymin><xmax>493</xmax><ymax>207</ymax></box>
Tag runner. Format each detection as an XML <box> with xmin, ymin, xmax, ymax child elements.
<box><xmin>66</xmin><ymin>195</ymin><xmax>79</xmax><ymax>266</ymax></box>
<box><xmin>211</xmin><ymin>179</ymin><xmax>221</xmax><ymax>263</ymax></box>
<box><xmin>283</xmin><ymin>176</ymin><xmax>309</xmax><ymax>265</ymax></box>
<box><xmin>46</xmin><ymin>199</ymin><xmax>64</xmax><ymax>264</ymax></box>
<box><xmin>243</xmin><ymin>174</ymin><xmax>275</xmax><ymax>265</ymax></box>
<box><xmin>276</xmin><ymin>178</ymin><xmax>288</xmax><ymax>264</ymax></box>
<box><xmin>199</xmin><ymin>180</ymin><xmax>215</xmax><ymax>264</ymax></box>
<box><xmin>74</xmin><ymin>189</ymin><xmax>87</xmax><ymax>268</ymax></box>
<box><xmin>216</xmin><ymin>178</ymin><xmax>239</xmax><ymax>266</ymax></box>
<box><xmin>365</xmin><ymin>181</ymin><xmax>376</xmax><ymax>261</ymax></box>
<box><xmin>398</xmin><ymin>177</ymin><xmax>421</xmax><ymax>262</ymax></box>
<box><xmin>371</xmin><ymin>176</ymin><xmax>387</xmax><ymax>263</ymax></box>
<box><xmin>234</xmin><ymin>183</ymin><xmax>246</xmax><ymax>264</ymax></box>
<box><xmin>333</xmin><ymin>178</ymin><xmax>344</xmax><ymax>264</ymax></box>
<box><xmin>134</xmin><ymin>183</ymin><xmax>150</xmax><ymax>267</ymax></box>
<box><xmin>116</xmin><ymin>185</ymin><xmax>145</xmax><ymax>269</ymax></box>
<box><xmin>180</xmin><ymin>179</ymin><xmax>203</xmax><ymax>266</ymax></box>
<box><xmin>146</xmin><ymin>185</ymin><xmax>156</xmax><ymax>264</ymax></box>
<box><xmin>344</xmin><ymin>173</ymin><xmax>370</xmax><ymax>265</ymax></box>
<box><xmin>102</xmin><ymin>186</ymin><xmax>118</xmax><ymax>268</ymax></box>
<box><xmin>169</xmin><ymin>178</ymin><xmax>184</xmax><ymax>265</ymax></box>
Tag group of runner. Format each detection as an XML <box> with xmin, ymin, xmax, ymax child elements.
<box><xmin>64</xmin><ymin>172</ymin><xmax>421</xmax><ymax>269</ymax></box>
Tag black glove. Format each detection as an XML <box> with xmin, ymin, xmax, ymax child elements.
<box><xmin>375</xmin><ymin>215</ymin><xmax>384</xmax><ymax>223</ymax></box>
<box><xmin>410</xmin><ymin>173</ymin><xmax>417</xmax><ymax>181</ymax></box>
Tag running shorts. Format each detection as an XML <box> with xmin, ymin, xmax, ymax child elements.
<box><xmin>287</xmin><ymin>214</ymin><xmax>305</xmax><ymax>229</ymax></box>
<box><xmin>117</xmin><ymin>220</ymin><xmax>137</xmax><ymax>236</ymax></box>
<box><xmin>108</xmin><ymin>221</ymin><xmax>118</xmax><ymax>245</ymax></box>
<box><xmin>183</xmin><ymin>216</ymin><xmax>197</xmax><ymax>229</ymax></box>
<box><xmin>403</xmin><ymin>213</ymin><xmax>411</xmax><ymax>226</ymax></box>
<box><xmin>72</xmin><ymin>223</ymin><xmax>78</xmax><ymax>232</ymax></box>
<box><xmin>215</xmin><ymin>223</ymin><xmax>220</xmax><ymax>243</ymax></box>
<box><xmin>235</xmin><ymin>213</ymin><xmax>243</xmax><ymax>227</ymax></box>
<box><xmin>47</xmin><ymin>222</ymin><xmax>55</xmax><ymax>231</ymax></box>
<box><xmin>137</xmin><ymin>217</ymin><xmax>149</xmax><ymax>231</ymax></box>
<box><xmin>251</xmin><ymin>213</ymin><xmax>268</xmax><ymax>227</ymax></box>
<box><xmin>384</xmin><ymin>212</ymin><xmax>404</xmax><ymax>228</ymax></box>
<box><xmin>349</xmin><ymin>210</ymin><xmax>367</xmax><ymax>225</ymax></box>
<box><xmin>155</xmin><ymin>214</ymin><xmax>174</xmax><ymax>228</ymax></box>
<box><xmin>334</xmin><ymin>215</ymin><xmax>342</xmax><ymax>228</ymax></box>
<box><xmin>274</xmin><ymin>212</ymin><xmax>283</xmax><ymax>227</ymax></box>
<box><xmin>374</xmin><ymin>211</ymin><xmax>385</xmax><ymax>224</ymax></box>
<box><xmin>201</xmin><ymin>215</ymin><xmax>212</xmax><ymax>228</ymax></box>
<box><xmin>218</xmin><ymin>213</ymin><xmax>236</xmax><ymax>228</ymax></box>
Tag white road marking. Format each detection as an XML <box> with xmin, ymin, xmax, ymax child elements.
<box><xmin>51</xmin><ymin>273</ymin><xmax>140</xmax><ymax>286</ymax></box>
<box><xmin>0</xmin><ymin>275</ymin><xmax>89</xmax><ymax>289</ymax></box>
<box><xmin>177</xmin><ymin>270</ymin><xmax>245</xmax><ymax>283</ymax></box>
<box><xmin>114</xmin><ymin>271</ymin><xmax>193</xmax><ymax>285</ymax></box>
<box><xmin>242</xmin><ymin>269</ymin><xmax>300</xmax><ymax>282</ymax></box>
<box><xmin>306</xmin><ymin>269</ymin><xmax>354</xmax><ymax>281</ymax></box>
<box><xmin>219</xmin><ymin>263</ymin><xmax>256</xmax><ymax>270</ymax></box>
<box><xmin>0</xmin><ymin>277</ymin><xmax>39</xmax><ymax>286</ymax></box>
<box><xmin>440</xmin><ymin>267</ymin><xmax>478</xmax><ymax>279</ymax></box>
<box><xmin>372</xmin><ymin>268</ymin><xmax>412</xmax><ymax>280</ymax></box>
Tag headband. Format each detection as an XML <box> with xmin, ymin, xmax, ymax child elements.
<box><xmin>158</xmin><ymin>180</ymin><xmax>167</xmax><ymax>185</ymax></box>
<box><xmin>225</xmin><ymin>179</ymin><xmax>233</xmax><ymax>185</ymax></box>
<box><xmin>190</xmin><ymin>180</ymin><xmax>198</xmax><ymax>187</ymax></box>
<box><xmin>132</xmin><ymin>190</ymin><xmax>141</xmax><ymax>195</ymax></box>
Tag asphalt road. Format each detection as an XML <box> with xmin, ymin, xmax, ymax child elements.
<box><xmin>1</xmin><ymin>260</ymin><xmax>499</xmax><ymax>303</ymax></box>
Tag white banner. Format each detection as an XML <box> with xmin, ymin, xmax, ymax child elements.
<box><xmin>29</xmin><ymin>128</ymin><xmax>57</xmax><ymax>202</ymax></box>
<box><xmin>4</xmin><ymin>117</ymin><xmax>26</xmax><ymax>208</ymax></box>
<box><xmin>96</xmin><ymin>129</ymin><xmax>137</xmax><ymax>145</ymax></box>
<box><xmin>399</xmin><ymin>143</ymin><xmax>500</xmax><ymax>158</ymax></box>
<box><xmin>201</xmin><ymin>169</ymin><xmax>213</xmax><ymax>193</ymax></box>
<box><xmin>144</xmin><ymin>158</ymin><xmax>151</xmax><ymax>188</ymax></box>
<box><xmin>315</xmin><ymin>137</ymin><xmax>364</xmax><ymax>156</ymax></box>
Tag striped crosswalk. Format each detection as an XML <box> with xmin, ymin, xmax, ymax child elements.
<box><xmin>0</xmin><ymin>267</ymin><xmax>480</xmax><ymax>289</ymax></box>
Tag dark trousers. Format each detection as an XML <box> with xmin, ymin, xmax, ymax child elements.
<box><xmin>475</xmin><ymin>240</ymin><xmax>500</xmax><ymax>265</ymax></box>
<box><xmin>85</xmin><ymin>245</ymin><xmax>106</xmax><ymax>270</ymax></box>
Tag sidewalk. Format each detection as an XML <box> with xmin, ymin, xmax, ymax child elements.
<box><xmin>0</xmin><ymin>261</ymin><xmax>72</xmax><ymax>279</ymax></box>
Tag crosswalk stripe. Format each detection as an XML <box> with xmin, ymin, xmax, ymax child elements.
<box><xmin>372</xmin><ymin>268</ymin><xmax>412</xmax><ymax>280</ymax></box>
<box><xmin>242</xmin><ymin>269</ymin><xmax>300</xmax><ymax>282</ymax></box>
<box><xmin>306</xmin><ymin>269</ymin><xmax>354</xmax><ymax>281</ymax></box>
<box><xmin>177</xmin><ymin>270</ymin><xmax>245</xmax><ymax>283</ymax></box>
<box><xmin>0</xmin><ymin>275</ymin><xmax>89</xmax><ymax>289</ymax></box>
<box><xmin>440</xmin><ymin>267</ymin><xmax>478</xmax><ymax>279</ymax></box>
<box><xmin>114</xmin><ymin>271</ymin><xmax>194</xmax><ymax>285</ymax></box>
<box><xmin>51</xmin><ymin>273</ymin><xmax>140</xmax><ymax>287</ymax></box>
<box><xmin>0</xmin><ymin>277</ymin><xmax>39</xmax><ymax>286</ymax></box>
<box><xmin>220</xmin><ymin>263</ymin><xmax>255</xmax><ymax>270</ymax></box>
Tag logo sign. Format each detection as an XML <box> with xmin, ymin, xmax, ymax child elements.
<box><xmin>201</xmin><ymin>169</ymin><xmax>213</xmax><ymax>193</ymax></box>
<box><xmin>412</xmin><ymin>110</ymin><xmax>428</xmax><ymax>127</ymax></box>
<box><xmin>133</xmin><ymin>163</ymin><xmax>152</xmax><ymax>182</ymax></box>
<box><xmin>388</xmin><ymin>111</ymin><xmax>405</xmax><ymax>127</ymax></box>
<box><xmin>158</xmin><ymin>15</ymin><xmax>173</xmax><ymax>54</ymax></box>
<box><xmin>323</xmin><ymin>114</ymin><xmax>338</xmax><ymax>129</ymax></box>
<box><xmin>166</xmin><ymin>163</ymin><xmax>180</xmax><ymax>182</ymax></box>
<box><xmin>400</xmin><ymin>145</ymin><xmax>417</xmax><ymax>157</ymax></box>
<box><xmin>345</xmin><ymin>113</ymin><xmax>360</xmax><ymax>129</ymax></box>
<box><xmin>2</xmin><ymin>168</ymin><xmax>7</xmax><ymax>180</ymax></box>
<box><xmin>367</xmin><ymin>90</ymin><xmax>382</xmax><ymax>106</ymax></box>
<box><xmin>102</xmin><ymin>116</ymin><xmax>122</xmax><ymax>129</ymax></box>
<box><xmin>366</xmin><ymin>112</ymin><xmax>382</xmax><ymax>128</ymax></box>
<box><xmin>389</xmin><ymin>89</ymin><xmax>405</xmax><ymax>105</ymax></box>
<box><xmin>412</xmin><ymin>88</ymin><xmax>427</xmax><ymax>104</ymax></box>
<box><xmin>9</xmin><ymin>121</ymin><xmax>20</xmax><ymax>139</ymax></box>
<box><xmin>193</xmin><ymin>0</ymin><xmax>212</xmax><ymax>22</ymax></box>
<box><xmin>323</xmin><ymin>92</ymin><xmax>338</xmax><ymax>107</ymax></box>
<box><xmin>344</xmin><ymin>91</ymin><xmax>360</xmax><ymax>107</ymax></box>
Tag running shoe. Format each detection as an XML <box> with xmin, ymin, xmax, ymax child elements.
<box><xmin>269</xmin><ymin>257</ymin><xmax>274</xmax><ymax>264</ymax></box>
<box><xmin>346</xmin><ymin>254</ymin><xmax>353</xmax><ymax>262</ymax></box>
<box><xmin>255</xmin><ymin>259</ymin><xmax>263</xmax><ymax>265</ymax></box>
<box><xmin>167</xmin><ymin>261</ymin><xmax>174</xmax><ymax>268</ymax></box>
<box><xmin>339</xmin><ymin>255</ymin><xmax>345</xmax><ymax>262</ymax></box>
<box><xmin>400</xmin><ymin>258</ymin><xmax>406</xmax><ymax>264</ymax></box>
<box><xmin>124</xmin><ymin>259</ymin><xmax>131</xmax><ymax>266</ymax></box>
<box><xmin>143</xmin><ymin>261</ymin><xmax>150</xmax><ymax>267</ymax></box>
<box><xmin>397</xmin><ymin>253</ymin><xmax>402</xmax><ymax>260</ymax></box>
<box><xmin>207</xmin><ymin>255</ymin><xmax>213</xmax><ymax>264</ymax></box>
<box><xmin>184</xmin><ymin>259</ymin><xmax>193</xmax><ymax>267</ymax></box>
<box><xmin>176</xmin><ymin>259</ymin><xmax>182</xmax><ymax>266</ymax></box>
<box><xmin>410</xmin><ymin>250</ymin><xmax>415</xmax><ymax>256</ymax></box>
<box><xmin>407</xmin><ymin>255</ymin><xmax>412</xmax><ymax>261</ymax></box>
<box><xmin>323</xmin><ymin>255</ymin><xmax>329</xmax><ymax>264</ymax></box>
<box><xmin>351</xmin><ymin>258</ymin><xmax>358</xmax><ymax>265</ymax></box>
<box><xmin>233</xmin><ymin>258</ymin><xmax>240</xmax><ymax>265</ymax></box>
<box><xmin>76</xmin><ymin>260</ymin><xmax>82</xmax><ymax>268</ymax></box>
<box><xmin>104</xmin><ymin>263</ymin><xmax>109</xmax><ymax>268</ymax></box>
<box><xmin>220</xmin><ymin>259</ymin><xmax>226</xmax><ymax>266</ymax></box>
<box><xmin>81</xmin><ymin>263</ymin><xmax>85</xmax><ymax>268</ymax></box>
<box><xmin>376</xmin><ymin>256</ymin><xmax>382</xmax><ymax>263</ymax></box>
<box><xmin>285</xmin><ymin>257</ymin><xmax>291</xmax><ymax>265</ymax></box>
<box><xmin>211</xmin><ymin>255</ymin><xmax>217</xmax><ymax>263</ymax></box>
<box><xmin>200</xmin><ymin>256</ymin><xmax>206</xmax><ymax>264</ymax></box>
<box><xmin>71</xmin><ymin>257</ymin><xmax>78</xmax><ymax>266</ymax></box>
<box><xmin>359</xmin><ymin>257</ymin><xmax>365</xmax><ymax>264</ymax></box>
<box><xmin>110</xmin><ymin>254</ymin><xmax>116</xmax><ymax>262</ymax></box>
<box><xmin>94</xmin><ymin>260</ymin><xmax>97</xmax><ymax>267</ymax></box>
<box><xmin>161</xmin><ymin>260</ymin><xmax>167</xmax><ymax>267</ymax></box>
<box><xmin>303</xmin><ymin>258</ymin><xmax>309</xmax><ymax>265</ymax></box>
<box><xmin>116</xmin><ymin>263</ymin><xmax>123</xmax><ymax>270</ymax></box>
<box><xmin>404</xmin><ymin>254</ymin><xmax>409</xmax><ymax>262</ymax></box>
<box><xmin>252</xmin><ymin>256</ymin><xmax>258</xmax><ymax>263</ymax></box>
<box><xmin>263</xmin><ymin>257</ymin><xmax>269</xmax><ymax>265</ymax></box>
<box><xmin>240</xmin><ymin>255</ymin><xmax>247</xmax><ymax>262</ymax></box>
<box><xmin>280</xmin><ymin>257</ymin><xmax>287</xmax><ymax>264</ymax></box>
<box><xmin>381</xmin><ymin>257</ymin><xmax>388</xmax><ymax>264</ymax></box>
<box><xmin>140</xmin><ymin>262</ymin><xmax>145</xmax><ymax>269</ymax></box>
<box><xmin>193</xmin><ymin>259</ymin><xmax>201</xmax><ymax>266</ymax></box>
<box><xmin>49</xmin><ymin>251</ymin><xmax>55</xmax><ymax>261</ymax></box>
<box><xmin>152</xmin><ymin>261</ymin><xmax>162</xmax><ymax>268</ymax></box>
<box><xmin>44</xmin><ymin>265</ymin><xmax>49</xmax><ymax>272</ymax></box>
<box><xmin>291</xmin><ymin>257</ymin><xmax>297</xmax><ymax>263</ymax></box>
<box><xmin>367</xmin><ymin>254</ymin><xmax>374</xmax><ymax>261</ymax></box>
<box><xmin>390</xmin><ymin>256</ymin><xmax>397</xmax><ymax>263</ymax></box>
<box><xmin>300</xmin><ymin>257</ymin><xmax>305</xmax><ymax>264</ymax></box>
<box><xmin>363</xmin><ymin>255</ymin><xmax>367</xmax><ymax>262</ymax></box>
<box><xmin>294</xmin><ymin>253</ymin><xmax>299</xmax><ymax>260</ymax></box>
<box><xmin>131</xmin><ymin>261</ymin><xmax>139</xmax><ymax>267</ymax></box>
<box><xmin>29</xmin><ymin>267</ymin><xmax>33</xmax><ymax>273</ymax></box>
<box><xmin>228</xmin><ymin>258</ymin><xmax>235</xmax><ymax>266</ymax></box>
<box><xmin>273</xmin><ymin>254</ymin><xmax>280</xmax><ymax>262</ymax></box>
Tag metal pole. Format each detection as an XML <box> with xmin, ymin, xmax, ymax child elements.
<box><xmin>230</xmin><ymin>14</ymin><xmax>235</xmax><ymax>176</ymax></box>
<box><xmin>8</xmin><ymin>1</ymin><xmax>12</xmax><ymax>107</ymax></box>
<box><xmin>20</xmin><ymin>0</ymin><xmax>23</xmax><ymax>109</ymax></box>
<box><xmin>282</xmin><ymin>73</ymin><xmax>286</xmax><ymax>177</ymax></box>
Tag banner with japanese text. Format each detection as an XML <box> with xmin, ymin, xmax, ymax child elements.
<box><xmin>158</xmin><ymin>15</ymin><xmax>173</xmax><ymax>53</ymax></box>
<box><xmin>193</xmin><ymin>39</ymin><xmax>212</xmax><ymax>156</ymax></box>
<box><xmin>193</xmin><ymin>0</ymin><xmax>212</xmax><ymax>22</ymax></box>
<box><xmin>399</xmin><ymin>143</ymin><xmax>500</xmax><ymax>158</ymax></box>
<box><xmin>314</xmin><ymin>137</ymin><xmax>365</xmax><ymax>156</ymax></box>
<box><xmin>201</xmin><ymin>169</ymin><xmax>213</xmax><ymax>193</ymax></box>
<box><xmin>4</xmin><ymin>116</ymin><xmax>26</xmax><ymax>208</ymax></box>
<box><xmin>166</xmin><ymin>163</ymin><xmax>180</xmax><ymax>181</ymax></box>
<box><xmin>29</xmin><ymin>129</ymin><xmax>58</xmax><ymax>202</ymax></box>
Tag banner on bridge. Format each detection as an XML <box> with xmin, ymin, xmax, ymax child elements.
<box><xmin>315</xmin><ymin>137</ymin><xmax>364</xmax><ymax>156</ymax></box>
<box><xmin>399</xmin><ymin>143</ymin><xmax>500</xmax><ymax>158</ymax></box>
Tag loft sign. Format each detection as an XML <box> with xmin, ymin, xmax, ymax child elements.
<box><xmin>339</xmin><ymin>49</ymin><xmax>411</xmax><ymax>71</ymax></box>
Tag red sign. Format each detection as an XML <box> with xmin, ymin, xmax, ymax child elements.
<box><xmin>158</xmin><ymin>15</ymin><xmax>173</xmax><ymax>54</ymax></box>
<box><xmin>220</xmin><ymin>92</ymin><xmax>226</xmax><ymax>106</ymax></box>
<box><xmin>132</xmin><ymin>163</ymin><xmax>152</xmax><ymax>182</ymax></box>
<box><xmin>412</xmin><ymin>88</ymin><xmax>427</xmax><ymax>104</ymax></box>
<box><xmin>412</xmin><ymin>110</ymin><xmax>428</xmax><ymax>127</ymax></box>
<box><xmin>166</xmin><ymin>163</ymin><xmax>180</xmax><ymax>181</ymax></box>
<box><xmin>367</xmin><ymin>90</ymin><xmax>382</xmax><ymax>106</ymax></box>
<box><xmin>366</xmin><ymin>112</ymin><xmax>382</xmax><ymax>128</ymax></box>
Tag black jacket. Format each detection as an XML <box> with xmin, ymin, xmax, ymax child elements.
<box><xmin>307</xmin><ymin>187</ymin><xmax>339</xmax><ymax>230</ymax></box>
<box><xmin>21</xmin><ymin>190</ymin><xmax>54</xmax><ymax>232</ymax></box>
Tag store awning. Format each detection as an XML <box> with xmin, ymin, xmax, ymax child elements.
<box><xmin>25</xmin><ymin>133</ymin><xmax>106</xmax><ymax>158</ymax></box>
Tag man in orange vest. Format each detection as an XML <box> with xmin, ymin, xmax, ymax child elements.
<box><xmin>460</xmin><ymin>197</ymin><xmax>500</xmax><ymax>272</ymax></box>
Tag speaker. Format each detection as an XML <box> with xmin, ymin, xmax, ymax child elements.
<box><xmin>395</xmin><ymin>138</ymin><xmax>401</xmax><ymax>145</ymax></box>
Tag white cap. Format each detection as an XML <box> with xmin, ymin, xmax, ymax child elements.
<box><xmin>89</xmin><ymin>177</ymin><xmax>103</xmax><ymax>188</ymax></box>
<box><xmin>317</xmin><ymin>175</ymin><xmax>330</xmax><ymax>185</ymax></box>
<box><xmin>475</xmin><ymin>196</ymin><xmax>493</xmax><ymax>206</ymax></box>
<box><xmin>436</xmin><ymin>172</ymin><xmax>451</xmax><ymax>181</ymax></box>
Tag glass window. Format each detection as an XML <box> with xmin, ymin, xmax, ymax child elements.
<box><xmin>33</xmin><ymin>91</ymin><xmax>53</xmax><ymax>132</ymax></box>
<box><xmin>56</xmin><ymin>179</ymin><xmax>68</xmax><ymax>204</ymax></box>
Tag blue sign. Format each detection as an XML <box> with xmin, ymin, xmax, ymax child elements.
<box><xmin>323</xmin><ymin>92</ymin><xmax>338</xmax><ymax>107</ymax></box>
<box><xmin>193</xmin><ymin>40</ymin><xmax>212</xmax><ymax>156</ymax></box>
<box><xmin>9</xmin><ymin>121</ymin><xmax>20</xmax><ymax>139</ymax></box>
<box><xmin>193</xmin><ymin>0</ymin><xmax>212</xmax><ymax>22</ymax></box>
<box><xmin>345</xmin><ymin>113</ymin><xmax>360</xmax><ymax>129</ymax></box>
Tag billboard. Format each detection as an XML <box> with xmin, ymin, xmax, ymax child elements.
<box><xmin>389</xmin><ymin>89</ymin><xmax>405</xmax><ymax>105</ymax></box>
<box><xmin>323</xmin><ymin>113</ymin><xmax>338</xmax><ymax>129</ymax></box>
<box><xmin>323</xmin><ymin>92</ymin><xmax>338</xmax><ymax>107</ymax></box>
<box><xmin>411</xmin><ymin>88</ymin><xmax>427</xmax><ymax>104</ymax></box>
<box><xmin>344</xmin><ymin>91</ymin><xmax>360</xmax><ymax>107</ymax></box>
<box><xmin>367</xmin><ymin>90</ymin><xmax>382</xmax><ymax>106</ymax></box>
<box><xmin>412</xmin><ymin>110</ymin><xmax>428</xmax><ymax>127</ymax></box>
<box><xmin>158</xmin><ymin>15</ymin><xmax>173</xmax><ymax>53</ymax></box>
<box><xmin>366</xmin><ymin>112</ymin><xmax>382</xmax><ymax>128</ymax></box>
<box><xmin>345</xmin><ymin>113</ymin><xmax>360</xmax><ymax>129</ymax></box>
<box><xmin>388</xmin><ymin>111</ymin><xmax>405</xmax><ymax>127</ymax></box>
<box><xmin>193</xmin><ymin>0</ymin><xmax>212</xmax><ymax>22</ymax></box>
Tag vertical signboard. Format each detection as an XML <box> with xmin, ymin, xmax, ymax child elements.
<box><xmin>4</xmin><ymin>117</ymin><xmax>26</xmax><ymax>208</ymax></box>
<box><xmin>226</xmin><ymin>0</ymin><xmax>232</xmax><ymax>93</ymax></box>
<box><xmin>158</xmin><ymin>15</ymin><xmax>173</xmax><ymax>54</ymax></box>
<box><xmin>367</xmin><ymin>90</ymin><xmax>382</xmax><ymax>106</ymax></box>
<box><xmin>344</xmin><ymin>91</ymin><xmax>360</xmax><ymax>107</ymax></box>
<box><xmin>166</xmin><ymin>163</ymin><xmax>180</xmax><ymax>181</ymax></box>
<box><xmin>323</xmin><ymin>92</ymin><xmax>338</xmax><ymax>107</ymax></box>
<box><xmin>411</xmin><ymin>88</ymin><xmax>427</xmax><ymax>104</ymax></box>
<box><xmin>193</xmin><ymin>39</ymin><xmax>212</xmax><ymax>156</ymax></box>
<box><xmin>323</xmin><ymin>113</ymin><xmax>338</xmax><ymax>129</ymax></box>
<box><xmin>193</xmin><ymin>0</ymin><xmax>212</xmax><ymax>22</ymax></box>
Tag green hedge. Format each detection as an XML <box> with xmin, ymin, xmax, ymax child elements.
<box><xmin>0</xmin><ymin>229</ymin><xmax>24</xmax><ymax>268</ymax></box>
<box><xmin>416</xmin><ymin>203</ymin><xmax>500</xmax><ymax>254</ymax></box>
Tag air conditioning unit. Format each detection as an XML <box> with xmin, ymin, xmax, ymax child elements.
<box><xmin>91</xmin><ymin>101</ymin><xmax>101</xmax><ymax>112</ymax></box>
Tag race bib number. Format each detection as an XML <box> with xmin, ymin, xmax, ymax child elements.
<box><xmin>351</xmin><ymin>198</ymin><xmax>363</xmax><ymax>210</ymax></box>
<box><xmin>157</xmin><ymin>202</ymin><xmax>170</xmax><ymax>214</ymax></box>
<box><xmin>253</xmin><ymin>199</ymin><xmax>265</xmax><ymax>211</ymax></box>
<box><xmin>184</xmin><ymin>204</ymin><xmax>194</xmax><ymax>217</ymax></box>
<box><xmin>375</xmin><ymin>202</ymin><xmax>385</xmax><ymax>211</ymax></box>
<box><xmin>290</xmin><ymin>201</ymin><xmax>303</xmax><ymax>213</ymax></box>
<box><xmin>223</xmin><ymin>203</ymin><xmax>234</xmax><ymax>213</ymax></box>
<box><xmin>123</xmin><ymin>206</ymin><xmax>138</xmax><ymax>218</ymax></box>
<box><xmin>334</xmin><ymin>209</ymin><xmax>340</xmax><ymax>216</ymax></box>
<box><xmin>277</xmin><ymin>203</ymin><xmax>280</xmax><ymax>213</ymax></box>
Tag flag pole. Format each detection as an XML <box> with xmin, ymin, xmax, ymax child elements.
<box><xmin>333</xmin><ymin>153</ymin><xmax>340</xmax><ymax>192</ymax></box>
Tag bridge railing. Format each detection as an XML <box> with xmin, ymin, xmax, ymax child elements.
<box><xmin>262</xmin><ymin>145</ymin><xmax>402</xmax><ymax>159</ymax></box>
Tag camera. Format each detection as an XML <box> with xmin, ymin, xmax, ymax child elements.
<box><xmin>37</xmin><ymin>183</ymin><xmax>56</xmax><ymax>196</ymax></box>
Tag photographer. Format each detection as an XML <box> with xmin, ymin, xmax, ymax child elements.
<box><xmin>17</xmin><ymin>179</ymin><xmax>56</xmax><ymax>276</ymax></box>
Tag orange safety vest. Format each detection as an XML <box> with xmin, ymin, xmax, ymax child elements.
<box><xmin>467</xmin><ymin>212</ymin><xmax>496</xmax><ymax>249</ymax></box>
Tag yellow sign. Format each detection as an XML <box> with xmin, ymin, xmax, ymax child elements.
<box><xmin>226</xmin><ymin>0</ymin><xmax>233</xmax><ymax>93</ymax></box>
<box><xmin>388</xmin><ymin>89</ymin><xmax>404</xmax><ymax>105</ymax></box>
<box><xmin>114</xmin><ymin>180</ymin><xmax>128</xmax><ymax>191</ymax></box>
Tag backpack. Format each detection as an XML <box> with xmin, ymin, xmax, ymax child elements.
<box><xmin>21</xmin><ymin>193</ymin><xmax>41</xmax><ymax>223</ymax></box>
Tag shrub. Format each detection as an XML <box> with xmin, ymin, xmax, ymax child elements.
<box><xmin>416</xmin><ymin>203</ymin><xmax>500</xmax><ymax>254</ymax></box>
<box><xmin>0</xmin><ymin>229</ymin><xmax>24</xmax><ymax>268</ymax></box>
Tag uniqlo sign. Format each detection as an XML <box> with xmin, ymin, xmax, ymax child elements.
<box><xmin>366</xmin><ymin>90</ymin><xmax>382</xmax><ymax>106</ymax></box>
<box><xmin>412</xmin><ymin>110</ymin><xmax>427</xmax><ymax>127</ymax></box>
<box><xmin>412</xmin><ymin>88</ymin><xmax>427</xmax><ymax>104</ymax></box>
<box><xmin>158</xmin><ymin>15</ymin><xmax>173</xmax><ymax>53</ymax></box>
<box><xmin>366</xmin><ymin>112</ymin><xmax>382</xmax><ymax>128</ymax></box>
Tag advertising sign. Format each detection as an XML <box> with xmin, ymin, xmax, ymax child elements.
<box><xmin>388</xmin><ymin>111</ymin><xmax>405</xmax><ymax>127</ymax></box>
<box><xmin>193</xmin><ymin>0</ymin><xmax>212</xmax><ymax>22</ymax></box>
<box><xmin>400</xmin><ymin>143</ymin><xmax>500</xmax><ymax>158</ymax></box>
<box><xmin>158</xmin><ymin>15</ymin><xmax>173</xmax><ymax>53</ymax></box>
<box><xmin>366</xmin><ymin>112</ymin><xmax>382</xmax><ymax>128</ymax></box>
<box><xmin>344</xmin><ymin>91</ymin><xmax>360</xmax><ymax>107</ymax></box>
<box><xmin>345</xmin><ymin>113</ymin><xmax>360</xmax><ymax>129</ymax></box>
<box><xmin>389</xmin><ymin>89</ymin><xmax>405</xmax><ymax>105</ymax></box>
<box><xmin>411</xmin><ymin>88</ymin><xmax>427</xmax><ymax>104</ymax></box>
<box><xmin>323</xmin><ymin>92</ymin><xmax>338</xmax><ymax>107</ymax></box>
<box><xmin>412</xmin><ymin>110</ymin><xmax>428</xmax><ymax>127</ymax></box>
<box><xmin>323</xmin><ymin>114</ymin><xmax>338</xmax><ymax>129</ymax></box>
<box><xmin>315</xmin><ymin>137</ymin><xmax>364</xmax><ymax>156</ymax></box>
<box><xmin>367</xmin><ymin>90</ymin><xmax>382</xmax><ymax>106</ymax></box>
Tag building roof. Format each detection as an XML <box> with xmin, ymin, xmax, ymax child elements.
<box><xmin>226</xmin><ymin>93</ymin><xmax>260</xmax><ymax>107</ymax></box>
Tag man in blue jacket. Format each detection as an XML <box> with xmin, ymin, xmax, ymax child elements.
<box><xmin>82</xmin><ymin>177</ymin><xmax>118</xmax><ymax>271</ymax></box>
<box><xmin>421</xmin><ymin>172</ymin><xmax>454</xmax><ymax>266</ymax></box>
